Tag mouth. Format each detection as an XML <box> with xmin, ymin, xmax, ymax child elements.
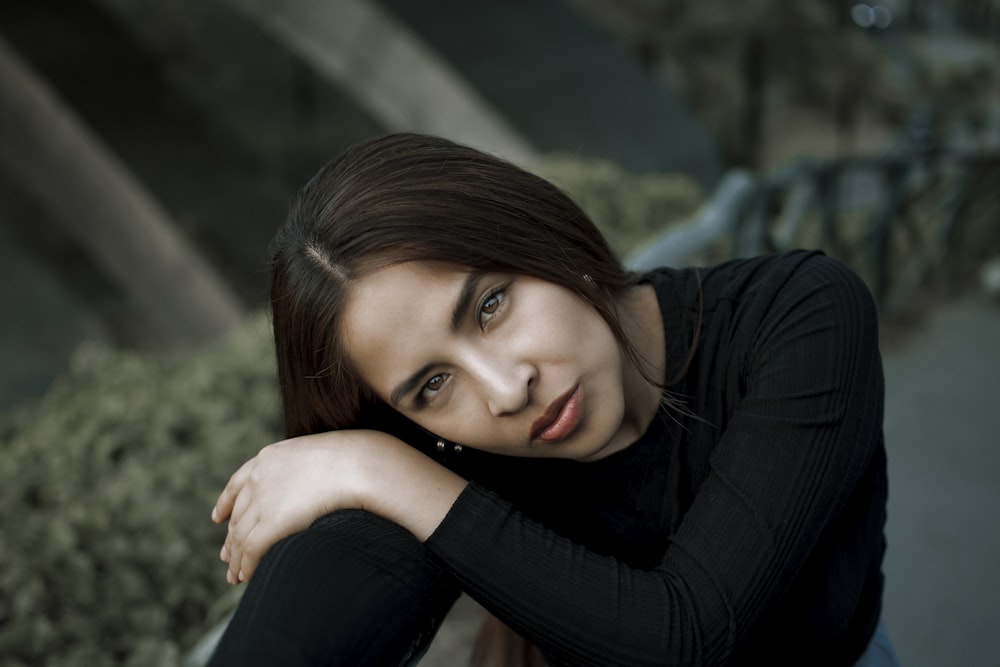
<box><xmin>531</xmin><ymin>385</ymin><xmax>582</xmax><ymax>443</ymax></box>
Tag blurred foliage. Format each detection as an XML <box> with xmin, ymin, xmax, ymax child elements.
<box><xmin>568</xmin><ymin>0</ymin><xmax>968</xmax><ymax>166</ymax></box>
<box><xmin>0</xmin><ymin>154</ymin><xmax>698</xmax><ymax>666</ymax></box>
<box><xmin>913</xmin><ymin>59</ymin><xmax>1000</xmax><ymax>142</ymax></box>
<box><xmin>0</xmin><ymin>316</ymin><xmax>277</xmax><ymax>666</ymax></box>
<box><xmin>529</xmin><ymin>154</ymin><xmax>704</xmax><ymax>259</ymax></box>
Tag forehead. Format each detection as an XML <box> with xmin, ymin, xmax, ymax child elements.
<box><xmin>345</xmin><ymin>261</ymin><xmax>466</xmax><ymax>322</ymax></box>
<box><xmin>340</xmin><ymin>261</ymin><xmax>466</xmax><ymax>388</ymax></box>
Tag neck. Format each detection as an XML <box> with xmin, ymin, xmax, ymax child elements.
<box><xmin>599</xmin><ymin>283</ymin><xmax>667</xmax><ymax>458</ymax></box>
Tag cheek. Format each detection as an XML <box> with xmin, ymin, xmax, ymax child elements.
<box><xmin>533</xmin><ymin>297</ymin><xmax>602</xmax><ymax>346</ymax></box>
<box><xmin>565</xmin><ymin>309</ymin><xmax>618</xmax><ymax>357</ymax></box>
<box><xmin>419</xmin><ymin>417</ymin><xmax>486</xmax><ymax>449</ymax></box>
<box><xmin>407</xmin><ymin>392</ymin><xmax>484</xmax><ymax>436</ymax></box>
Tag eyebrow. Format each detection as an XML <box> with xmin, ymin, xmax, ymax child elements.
<box><xmin>388</xmin><ymin>271</ymin><xmax>485</xmax><ymax>408</ymax></box>
<box><xmin>389</xmin><ymin>362</ymin><xmax>436</xmax><ymax>408</ymax></box>
<box><xmin>451</xmin><ymin>271</ymin><xmax>485</xmax><ymax>332</ymax></box>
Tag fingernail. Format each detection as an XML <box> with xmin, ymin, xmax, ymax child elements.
<box><xmin>226</xmin><ymin>570</ymin><xmax>234</xmax><ymax>585</ymax></box>
<box><xmin>238</xmin><ymin>570</ymin><xmax>246</xmax><ymax>583</ymax></box>
<box><xmin>220</xmin><ymin>545</ymin><xmax>229</xmax><ymax>561</ymax></box>
<box><xmin>211</xmin><ymin>507</ymin><xmax>218</xmax><ymax>522</ymax></box>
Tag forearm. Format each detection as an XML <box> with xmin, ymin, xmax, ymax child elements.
<box><xmin>214</xmin><ymin>429</ymin><xmax>467</xmax><ymax>584</ymax></box>
<box><xmin>356</xmin><ymin>437</ymin><xmax>468</xmax><ymax>542</ymax></box>
<box><xmin>425</xmin><ymin>484</ymin><xmax>714</xmax><ymax>667</ymax></box>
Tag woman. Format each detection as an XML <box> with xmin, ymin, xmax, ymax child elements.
<box><xmin>209</xmin><ymin>133</ymin><xmax>897</xmax><ymax>666</ymax></box>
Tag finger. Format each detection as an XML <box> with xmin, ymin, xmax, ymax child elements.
<box><xmin>224</xmin><ymin>489</ymin><xmax>255</xmax><ymax>580</ymax></box>
<box><xmin>226</xmin><ymin>505</ymin><xmax>259</xmax><ymax>585</ymax></box>
<box><xmin>215</xmin><ymin>460</ymin><xmax>255</xmax><ymax>522</ymax></box>
<box><xmin>227</xmin><ymin>477</ymin><xmax>255</xmax><ymax>532</ymax></box>
<box><xmin>213</xmin><ymin>459</ymin><xmax>255</xmax><ymax>523</ymax></box>
<box><xmin>223</xmin><ymin>533</ymin><xmax>236</xmax><ymax>584</ymax></box>
<box><xmin>237</xmin><ymin>525</ymin><xmax>269</xmax><ymax>583</ymax></box>
<box><xmin>220</xmin><ymin>534</ymin><xmax>235</xmax><ymax>584</ymax></box>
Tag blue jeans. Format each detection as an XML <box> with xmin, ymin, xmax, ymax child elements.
<box><xmin>853</xmin><ymin>621</ymin><xmax>901</xmax><ymax>667</ymax></box>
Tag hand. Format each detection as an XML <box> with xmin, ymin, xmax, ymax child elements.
<box><xmin>212</xmin><ymin>429</ymin><xmax>467</xmax><ymax>586</ymax></box>
<box><xmin>211</xmin><ymin>430</ymin><xmax>394</xmax><ymax>585</ymax></box>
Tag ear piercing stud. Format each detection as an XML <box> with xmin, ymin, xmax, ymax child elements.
<box><xmin>437</xmin><ymin>439</ymin><xmax>462</xmax><ymax>455</ymax></box>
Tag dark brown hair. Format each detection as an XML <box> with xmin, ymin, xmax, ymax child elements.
<box><xmin>270</xmin><ymin>133</ymin><xmax>646</xmax><ymax>439</ymax></box>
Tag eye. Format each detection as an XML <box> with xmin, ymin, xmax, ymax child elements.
<box><xmin>478</xmin><ymin>286</ymin><xmax>508</xmax><ymax>329</ymax></box>
<box><xmin>418</xmin><ymin>373</ymin><xmax>448</xmax><ymax>404</ymax></box>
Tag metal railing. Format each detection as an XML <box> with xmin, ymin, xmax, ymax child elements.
<box><xmin>629</xmin><ymin>148</ymin><xmax>1000</xmax><ymax>314</ymax></box>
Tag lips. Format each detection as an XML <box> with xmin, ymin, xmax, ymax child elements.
<box><xmin>531</xmin><ymin>385</ymin><xmax>582</xmax><ymax>443</ymax></box>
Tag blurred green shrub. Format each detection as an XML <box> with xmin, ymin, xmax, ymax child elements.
<box><xmin>0</xmin><ymin>316</ymin><xmax>278</xmax><ymax>666</ymax></box>
<box><xmin>529</xmin><ymin>154</ymin><xmax>704</xmax><ymax>259</ymax></box>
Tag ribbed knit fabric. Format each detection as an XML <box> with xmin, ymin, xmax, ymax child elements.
<box><xmin>211</xmin><ymin>251</ymin><xmax>888</xmax><ymax>666</ymax></box>
<box><xmin>426</xmin><ymin>251</ymin><xmax>888</xmax><ymax>666</ymax></box>
<box><xmin>210</xmin><ymin>510</ymin><xmax>460</xmax><ymax>666</ymax></box>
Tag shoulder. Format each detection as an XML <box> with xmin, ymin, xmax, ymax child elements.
<box><xmin>645</xmin><ymin>249</ymin><xmax>857</xmax><ymax>298</ymax></box>
<box><xmin>716</xmin><ymin>251</ymin><xmax>879</xmax><ymax>357</ymax></box>
<box><xmin>701</xmin><ymin>250</ymin><xmax>870</xmax><ymax>308</ymax></box>
<box><xmin>718</xmin><ymin>253</ymin><xmax>883</xmax><ymax>412</ymax></box>
<box><xmin>648</xmin><ymin>252</ymin><xmax>881</xmax><ymax>398</ymax></box>
<box><xmin>646</xmin><ymin>250</ymin><xmax>877</xmax><ymax>336</ymax></box>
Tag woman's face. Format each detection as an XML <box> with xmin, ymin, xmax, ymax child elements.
<box><xmin>340</xmin><ymin>261</ymin><xmax>642</xmax><ymax>462</ymax></box>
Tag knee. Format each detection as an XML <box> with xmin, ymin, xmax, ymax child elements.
<box><xmin>209</xmin><ymin>509</ymin><xmax>459</xmax><ymax>666</ymax></box>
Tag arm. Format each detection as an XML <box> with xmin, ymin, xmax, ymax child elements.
<box><xmin>213</xmin><ymin>429</ymin><xmax>467</xmax><ymax>584</ymax></box>
<box><xmin>216</xmin><ymin>254</ymin><xmax>884</xmax><ymax>665</ymax></box>
<box><xmin>424</xmin><ymin>255</ymin><xmax>886</xmax><ymax>666</ymax></box>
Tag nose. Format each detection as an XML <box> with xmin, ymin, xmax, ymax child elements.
<box><xmin>467</xmin><ymin>351</ymin><xmax>535</xmax><ymax>417</ymax></box>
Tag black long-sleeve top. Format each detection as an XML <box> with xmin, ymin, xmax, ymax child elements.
<box><xmin>425</xmin><ymin>251</ymin><xmax>888</xmax><ymax>666</ymax></box>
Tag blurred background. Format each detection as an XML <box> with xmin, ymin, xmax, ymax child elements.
<box><xmin>0</xmin><ymin>0</ymin><xmax>998</xmax><ymax>665</ymax></box>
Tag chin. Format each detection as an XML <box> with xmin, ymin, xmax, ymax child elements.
<box><xmin>564</xmin><ymin>431</ymin><xmax>612</xmax><ymax>463</ymax></box>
